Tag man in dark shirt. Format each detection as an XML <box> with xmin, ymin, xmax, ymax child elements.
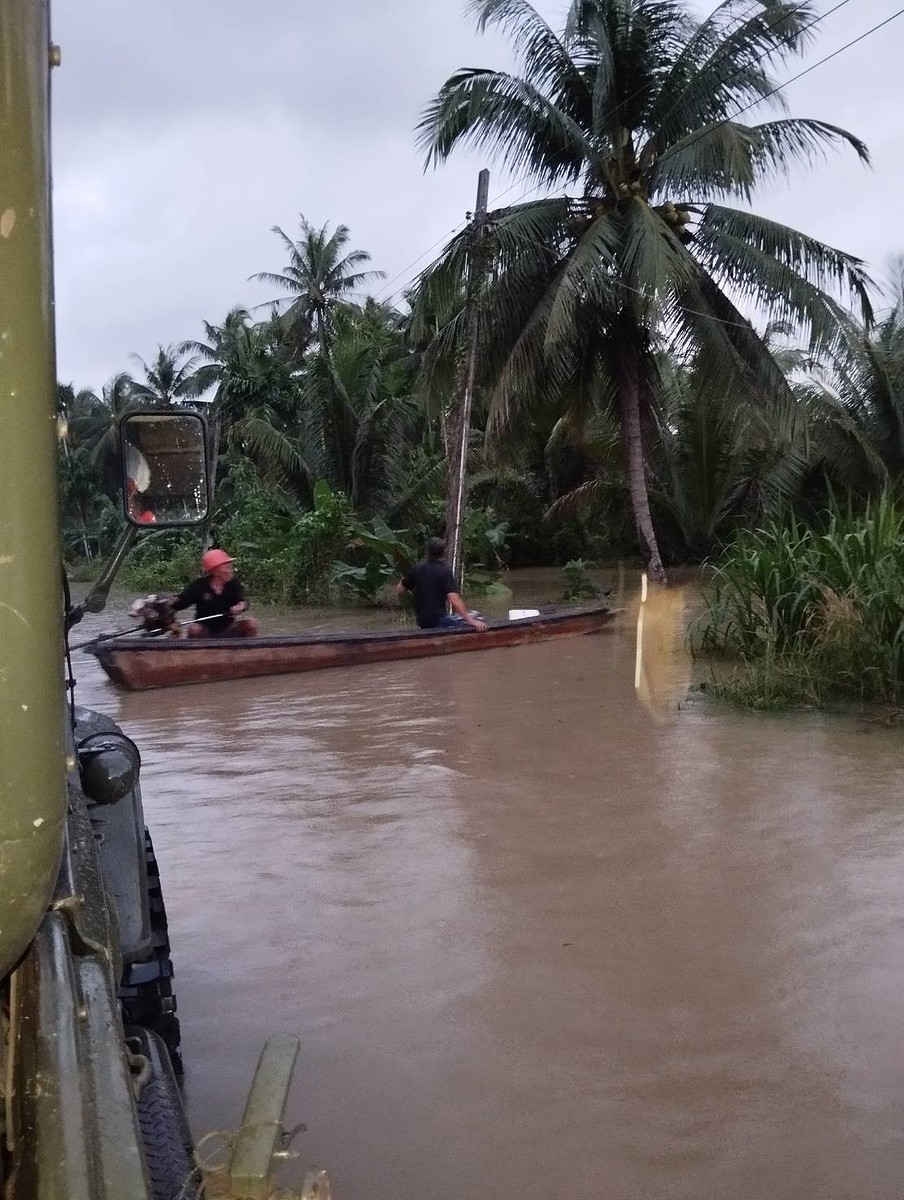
<box><xmin>397</xmin><ymin>538</ymin><xmax>488</xmax><ymax>631</ymax></box>
<box><xmin>173</xmin><ymin>548</ymin><xmax>259</xmax><ymax>638</ymax></box>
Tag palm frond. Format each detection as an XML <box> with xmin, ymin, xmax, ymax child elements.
<box><xmin>664</xmin><ymin>264</ymin><xmax>803</xmax><ymax>443</ymax></box>
<box><xmin>487</xmin><ymin>260</ymin><xmax>572</xmax><ymax>434</ymax></box>
<box><xmin>251</xmin><ymin>271</ymin><xmax>301</xmax><ymax>293</ymax></box>
<box><xmin>490</xmin><ymin>195</ymin><xmax>573</xmax><ymax>258</ymax></box>
<box><xmin>469</xmin><ymin>0</ymin><xmax>578</xmax><ymax>93</ymax></box>
<box><xmin>544</xmin><ymin>210</ymin><xmax>620</xmax><ymax>348</ymax></box>
<box><xmin>648</xmin><ymin>121</ymin><xmax>762</xmax><ymax>198</ymax></box>
<box><xmin>385</xmin><ymin>453</ymin><xmax>447</xmax><ymax>526</ymax></box>
<box><xmin>750</xmin><ymin>117</ymin><xmax>870</xmax><ymax>175</ymax></box>
<box><xmin>620</xmin><ymin>196</ymin><xmax>697</xmax><ymax>320</ymax></box>
<box><xmin>648</xmin><ymin>1</ymin><xmax>816</xmax><ymax>141</ymax></box>
<box><xmin>695</xmin><ymin>204</ymin><xmax>874</xmax><ymax>331</ymax></box>
<box><xmin>227</xmin><ymin>415</ymin><xmax>313</xmax><ymax>492</ymax></box>
<box><xmin>417</xmin><ymin>68</ymin><xmax>591</xmax><ymax>185</ymax></box>
<box><xmin>544</xmin><ymin>477</ymin><xmax>610</xmax><ymax>521</ymax></box>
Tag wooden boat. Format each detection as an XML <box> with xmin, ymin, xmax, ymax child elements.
<box><xmin>88</xmin><ymin>605</ymin><xmax>614</xmax><ymax>691</ymax></box>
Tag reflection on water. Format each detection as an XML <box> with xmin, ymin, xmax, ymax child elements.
<box><xmin>71</xmin><ymin>570</ymin><xmax>904</xmax><ymax>1200</ymax></box>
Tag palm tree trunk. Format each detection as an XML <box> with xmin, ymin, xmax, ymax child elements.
<box><xmin>615</xmin><ymin>320</ymin><xmax>666</xmax><ymax>583</ymax></box>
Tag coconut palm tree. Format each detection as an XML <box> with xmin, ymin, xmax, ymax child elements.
<box><xmin>183</xmin><ymin>308</ymin><xmax>254</xmax><ymax>399</ymax></box>
<box><xmin>57</xmin><ymin>381</ymin><xmax>134</xmax><ymax>558</ymax></box>
<box><xmin>651</xmin><ymin>353</ymin><xmax>813</xmax><ymax>560</ymax></box>
<box><xmin>182</xmin><ymin>308</ymin><xmax>301</xmax><ymax>431</ymax></box>
<box><xmin>299</xmin><ymin>305</ymin><xmax>425</xmax><ymax>515</ymax></box>
<box><xmin>417</xmin><ymin>0</ymin><xmax>873</xmax><ymax>580</ymax></box>
<box><xmin>130</xmin><ymin>344</ymin><xmax>198</xmax><ymax>406</ymax></box>
<box><xmin>543</xmin><ymin>332</ymin><xmax>820</xmax><ymax>562</ymax></box>
<box><xmin>58</xmin><ymin>373</ymin><xmax>140</xmax><ymax>466</ymax></box>
<box><xmin>803</xmin><ymin>265</ymin><xmax>904</xmax><ymax>495</ymax></box>
<box><xmin>179</xmin><ymin>308</ymin><xmax>310</xmax><ymax>505</ymax></box>
<box><xmin>252</xmin><ymin>216</ymin><xmax>385</xmax><ymax>355</ymax></box>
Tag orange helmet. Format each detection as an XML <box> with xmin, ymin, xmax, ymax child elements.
<box><xmin>201</xmin><ymin>548</ymin><xmax>234</xmax><ymax>573</ymax></box>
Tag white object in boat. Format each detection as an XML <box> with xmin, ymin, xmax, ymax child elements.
<box><xmin>508</xmin><ymin>608</ymin><xmax>540</xmax><ymax>621</ymax></box>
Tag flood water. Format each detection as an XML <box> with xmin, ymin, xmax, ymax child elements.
<box><xmin>72</xmin><ymin>569</ymin><xmax>904</xmax><ymax>1199</ymax></box>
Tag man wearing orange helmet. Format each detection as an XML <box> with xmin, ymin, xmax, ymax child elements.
<box><xmin>172</xmin><ymin>548</ymin><xmax>259</xmax><ymax>638</ymax></box>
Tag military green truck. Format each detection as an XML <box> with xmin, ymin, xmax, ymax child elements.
<box><xmin>0</xmin><ymin>4</ymin><xmax>329</xmax><ymax>1197</ymax></box>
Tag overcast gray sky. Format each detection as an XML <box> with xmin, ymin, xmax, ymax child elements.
<box><xmin>51</xmin><ymin>0</ymin><xmax>903</xmax><ymax>390</ymax></box>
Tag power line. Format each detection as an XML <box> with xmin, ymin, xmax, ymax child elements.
<box><xmin>374</xmin><ymin>174</ymin><xmax>553</xmax><ymax>306</ymax></box>
<box><xmin>655</xmin><ymin>1</ymin><xmax>904</xmax><ymax>170</ymax></box>
<box><xmin>374</xmin><ymin>179</ymin><xmax>549</xmax><ymax>307</ymax></box>
<box><xmin>372</xmin><ymin>223</ymin><xmax>469</xmax><ymax>306</ymax></box>
<box><xmin>375</xmin><ymin>184</ymin><xmax>550</xmax><ymax>308</ymax></box>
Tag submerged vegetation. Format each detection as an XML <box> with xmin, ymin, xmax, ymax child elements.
<box><xmin>59</xmin><ymin>2</ymin><xmax>904</xmax><ymax>704</ymax></box>
<box><xmin>698</xmin><ymin>494</ymin><xmax>904</xmax><ymax>708</ymax></box>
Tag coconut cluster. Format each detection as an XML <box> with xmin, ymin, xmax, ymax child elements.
<box><xmin>657</xmin><ymin>201</ymin><xmax>694</xmax><ymax>244</ymax></box>
<box><xmin>564</xmin><ymin>192</ymin><xmax>694</xmax><ymax>244</ymax></box>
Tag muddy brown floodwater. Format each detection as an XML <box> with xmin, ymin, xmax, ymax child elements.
<box><xmin>72</xmin><ymin>569</ymin><xmax>904</xmax><ymax>1200</ymax></box>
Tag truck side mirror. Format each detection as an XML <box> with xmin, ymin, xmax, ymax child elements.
<box><xmin>120</xmin><ymin>411</ymin><xmax>210</xmax><ymax>528</ymax></box>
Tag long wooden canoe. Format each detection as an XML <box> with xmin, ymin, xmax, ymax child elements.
<box><xmin>87</xmin><ymin>605</ymin><xmax>614</xmax><ymax>691</ymax></box>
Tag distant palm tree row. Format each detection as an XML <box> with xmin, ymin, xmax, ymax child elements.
<box><xmin>60</xmin><ymin>0</ymin><xmax>904</xmax><ymax>585</ymax></box>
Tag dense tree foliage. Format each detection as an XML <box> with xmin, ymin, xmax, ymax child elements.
<box><xmin>60</xmin><ymin>3</ymin><xmax>903</xmax><ymax>606</ymax></box>
<box><xmin>416</xmin><ymin>0</ymin><xmax>871</xmax><ymax>580</ymax></box>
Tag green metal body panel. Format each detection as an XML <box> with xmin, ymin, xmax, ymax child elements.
<box><xmin>0</xmin><ymin>5</ymin><xmax>158</xmax><ymax>1195</ymax></box>
<box><xmin>229</xmin><ymin>1035</ymin><xmax>299</xmax><ymax>1197</ymax></box>
<box><xmin>0</xmin><ymin>0</ymin><xmax>68</xmax><ymax>979</ymax></box>
<box><xmin>11</xmin><ymin>915</ymin><xmax>150</xmax><ymax>1200</ymax></box>
<box><xmin>0</xmin><ymin>6</ymin><xmax>329</xmax><ymax>1196</ymax></box>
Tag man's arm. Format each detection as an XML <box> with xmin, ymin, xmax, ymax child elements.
<box><xmin>171</xmin><ymin>580</ymin><xmax>197</xmax><ymax>612</ymax></box>
<box><xmin>448</xmin><ymin>591</ymin><xmax>488</xmax><ymax>631</ymax></box>
<box><xmin>230</xmin><ymin>580</ymin><xmax>248</xmax><ymax>616</ymax></box>
<box><xmin>396</xmin><ymin>568</ymin><xmax>414</xmax><ymax>598</ymax></box>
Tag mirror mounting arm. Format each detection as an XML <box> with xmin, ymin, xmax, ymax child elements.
<box><xmin>68</xmin><ymin>525</ymin><xmax>140</xmax><ymax>627</ymax></box>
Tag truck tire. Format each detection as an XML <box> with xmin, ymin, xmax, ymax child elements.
<box><xmin>119</xmin><ymin>830</ymin><xmax>183</xmax><ymax>1073</ymax></box>
<box><xmin>126</xmin><ymin>1026</ymin><xmax>198</xmax><ymax>1200</ymax></box>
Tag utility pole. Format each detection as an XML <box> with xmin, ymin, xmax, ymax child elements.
<box><xmin>444</xmin><ymin>168</ymin><xmax>490</xmax><ymax>588</ymax></box>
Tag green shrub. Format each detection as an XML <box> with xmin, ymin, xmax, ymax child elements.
<box><xmin>218</xmin><ymin>468</ymin><xmax>352</xmax><ymax>605</ymax></box>
<box><xmin>332</xmin><ymin>516</ymin><xmax>416</xmax><ymax>606</ymax></box>
<box><xmin>121</xmin><ymin>531</ymin><xmax>202</xmax><ymax>594</ymax></box>
<box><xmin>463</xmin><ymin>508</ymin><xmax>510</xmax><ymax>569</ymax></box>
<box><xmin>561</xmin><ymin>558</ymin><xmax>600</xmax><ymax>601</ymax></box>
<box><xmin>462</xmin><ymin>570</ymin><xmax>513</xmax><ymax>599</ymax></box>
<box><xmin>697</xmin><ymin>492</ymin><xmax>904</xmax><ymax>706</ymax></box>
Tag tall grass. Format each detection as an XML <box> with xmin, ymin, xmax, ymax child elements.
<box><xmin>698</xmin><ymin>492</ymin><xmax>904</xmax><ymax>707</ymax></box>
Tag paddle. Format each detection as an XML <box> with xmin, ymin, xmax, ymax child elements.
<box><xmin>70</xmin><ymin>612</ymin><xmax>223</xmax><ymax>651</ymax></box>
